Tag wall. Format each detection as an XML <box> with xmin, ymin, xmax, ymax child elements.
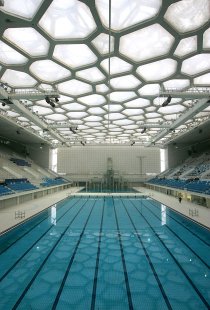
<box><xmin>27</xmin><ymin>144</ymin><xmax>50</xmax><ymax>169</ymax></box>
<box><xmin>57</xmin><ymin>145</ymin><xmax>160</xmax><ymax>181</ymax></box>
<box><xmin>167</xmin><ymin>144</ymin><xmax>190</xmax><ymax>169</ymax></box>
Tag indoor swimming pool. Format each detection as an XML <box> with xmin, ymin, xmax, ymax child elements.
<box><xmin>0</xmin><ymin>196</ymin><xmax>209</xmax><ymax>310</ymax></box>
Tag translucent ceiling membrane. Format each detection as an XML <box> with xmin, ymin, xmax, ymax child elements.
<box><xmin>87</xmin><ymin>107</ymin><xmax>105</xmax><ymax>115</ymax></box>
<box><xmin>104</xmin><ymin>113</ymin><xmax>125</xmax><ymax>120</ymax></box>
<box><xmin>1</xmin><ymin>0</ymin><xmax>43</xmax><ymax>19</ymax></box>
<box><xmin>104</xmin><ymin>105</ymin><xmax>122</xmax><ymax>112</ymax></box>
<box><xmin>3</xmin><ymin>28</ymin><xmax>49</xmax><ymax>57</ymax></box>
<box><xmin>163</xmin><ymin>79</ymin><xmax>190</xmax><ymax>89</ymax></box>
<box><xmin>138</xmin><ymin>84</ymin><xmax>160</xmax><ymax>96</ymax></box>
<box><xmin>66</xmin><ymin>112</ymin><xmax>87</xmax><ymax>119</ymax></box>
<box><xmin>124</xmin><ymin>98</ymin><xmax>150</xmax><ymax>108</ymax></box>
<box><xmin>0</xmin><ymin>41</ymin><xmax>28</xmax><ymax>65</ymax></box>
<box><xmin>158</xmin><ymin>105</ymin><xmax>185</xmax><ymax>114</ymax></box>
<box><xmin>30</xmin><ymin>60</ymin><xmax>71</xmax><ymax>82</ymax></box>
<box><xmin>203</xmin><ymin>28</ymin><xmax>210</xmax><ymax>49</ymax></box>
<box><xmin>110</xmin><ymin>91</ymin><xmax>136</xmax><ymax>102</ymax></box>
<box><xmin>53</xmin><ymin>44</ymin><xmax>97</xmax><ymax>69</ymax></box>
<box><xmin>76</xmin><ymin>67</ymin><xmax>105</xmax><ymax>83</ymax></box>
<box><xmin>2</xmin><ymin>69</ymin><xmax>37</xmax><ymax>87</ymax></box>
<box><xmin>95</xmin><ymin>0</ymin><xmax>162</xmax><ymax>31</ymax></box>
<box><xmin>62</xmin><ymin>103</ymin><xmax>85</xmax><ymax>111</ymax></box>
<box><xmin>92</xmin><ymin>33</ymin><xmax>114</xmax><ymax>55</ymax></box>
<box><xmin>174</xmin><ymin>36</ymin><xmax>197</xmax><ymax>58</ymax></box>
<box><xmin>110</xmin><ymin>75</ymin><xmax>141</xmax><ymax>89</ymax></box>
<box><xmin>57</xmin><ymin>80</ymin><xmax>92</xmax><ymax>96</ymax></box>
<box><xmin>100</xmin><ymin>57</ymin><xmax>132</xmax><ymax>75</ymax></box>
<box><xmin>39</xmin><ymin>0</ymin><xmax>96</xmax><ymax>39</ymax></box>
<box><xmin>96</xmin><ymin>84</ymin><xmax>109</xmax><ymax>93</ymax></box>
<box><xmin>78</xmin><ymin>94</ymin><xmax>106</xmax><ymax>106</ymax></box>
<box><xmin>123</xmin><ymin>109</ymin><xmax>144</xmax><ymax>116</ymax></box>
<box><xmin>194</xmin><ymin>73</ymin><xmax>210</xmax><ymax>85</ymax></box>
<box><xmin>137</xmin><ymin>59</ymin><xmax>177</xmax><ymax>81</ymax></box>
<box><xmin>181</xmin><ymin>54</ymin><xmax>210</xmax><ymax>76</ymax></box>
<box><xmin>164</xmin><ymin>0</ymin><xmax>210</xmax><ymax>33</ymax></box>
<box><xmin>32</xmin><ymin>106</ymin><xmax>52</xmax><ymax>115</ymax></box>
<box><xmin>120</xmin><ymin>24</ymin><xmax>174</xmax><ymax>62</ymax></box>
<box><xmin>45</xmin><ymin>114</ymin><xmax>68</xmax><ymax>121</ymax></box>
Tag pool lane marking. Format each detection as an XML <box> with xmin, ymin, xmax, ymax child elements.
<box><xmin>141</xmin><ymin>200</ymin><xmax>209</xmax><ymax>269</ymax></box>
<box><xmin>51</xmin><ymin>200</ymin><xmax>97</xmax><ymax>310</ymax></box>
<box><xmin>12</xmin><ymin>198</ymin><xmax>91</xmax><ymax>310</ymax></box>
<box><xmin>0</xmin><ymin>199</ymin><xmax>75</xmax><ymax>256</ymax></box>
<box><xmin>112</xmin><ymin>198</ymin><xmax>134</xmax><ymax>310</ymax></box>
<box><xmin>90</xmin><ymin>200</ymin><xmax>105</xmax><ymax>310</ymax></box>
<box><xmin>119</xmin><ymin>198</ymin><xmax>172</xmax><ymax>310</ymax></box>
<box><xmin>129</xmin><ymin>199</ymin><xmax>210</xmax><ymax>309</ymax></box>
<box><xmin>148</xmin><ymin>199</ymin><xmax>210</xmax><ymax>247</ymax></box>
<box><xmin>0</xmin><ymin>198</ymin><xmax>82</xmax><ymax>282</ymax></box>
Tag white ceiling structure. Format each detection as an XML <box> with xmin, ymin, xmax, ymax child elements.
<box><xmin>0</xmin><ymin>0</ymin><xmax>210</xmax><ymax>148</ymax></box>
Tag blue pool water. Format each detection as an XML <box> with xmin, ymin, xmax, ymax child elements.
<box><xmin>0</xmin><ymin>196</ymin><xmax>209</xmax><ymax>310</ymax></box>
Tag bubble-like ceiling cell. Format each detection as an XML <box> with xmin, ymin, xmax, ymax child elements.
<box><xmin>76</xmin><ymin>67</ymin><xmax>105</xmax><ymax>83</ymax></box>
<box><xmin>53</xmin><ymin>44</ymin><xmax>97</xmax><ymax>69</ymax></box>
<box><xmin>104</xmin><ymin>105</ymin><xmax>123</xmax><ymax>112</ymax></box>
<box><xmin>78</xmin><ymin>94</ymin><xmax>106</xmax><ymax>106</ymax></box>
<box><xmin>2</xmin><ymin>69</ymin><xmax>37</xmax><ymax>87</ymax></box>
<box><xmin>45</xmin><ymin>114</ymin><xmax>68</xmax><ymax>121</ymax></box>
<box><xmin>0</xmin><ymin>41</ymin><xmax>28</xmax><ymax>65</ymax></box>
<box><xmin>58</xmin><ymin>80</ymin><xmax>92</xmax><ymax>96</ymax></box>
<box><xmin>104</xmin><ymin>113</ymin><xmax>125</xmax><ymax>120</ymax></box>
<box><xmin>114</xmin><ymin>119</ymin><xmax>134</xmax><ymax>126</ymax></box>
<box><xmin>62</xmin><ymin>102</ymin><xmax>86</xmax><ymax>111</ymax></box>
<box><xmin>120</xmin><ymin>24</ymin><xmax>174</xmax><ymax>62</ymax></box>
<box><xmin>92</xmin><ymin>33</ymin><xmax>114</xmax><ymax>55</ymax></box>
<box><xmin>137</xmin><ymin>59</ymin><xmax>177</xmax><ymax>82</ymax></box>
<box><xmin>32</xmin><ymin>106</ymin><xmax>53</xmax><ymax>115</ymax></box>
<box><xmin>1</xmin><ymin>0</ymin><xmax>43</xmax><ymax>19</ymax></box>
<box><xmin>39</xmin><ymin>0</ymin><xmax>96</xmax><ymax>39</ymax></box>
<box><xmin>96</xmin><ymin>84</ymin><xmax>109</xmax><ymax>93</ymax></box>
<box><xmin>110</xmin><ymin>75</ymin><xmax>141</xmax><ymax>89</ymax></box>
<box><xmin>194</xmin><ymin>73</ymin><xmax>210</xmax><ymax>85</ymax></box>
<box><xmin>110</xmin><ymin>91</ymin><xmax>136</xmax><ymax>102</ymax></box>
<box><xmin>181</xmin><ymin>54</ymin><xmax>210</xmax><ymax>76</ymax></box>
<box><xmin>158</xmin><ymin>105</ymin><xmax>185</xmax><ymax>114</ymax></box>
<box><xmin>3</xmin><ymin>28</ymin><xmax>49</xmax><ymax>57</ymax></box>
<box><xmin>164</xmin><ymin>0</ymin><xmax>210</xmax><ymax>33</ymax></box>
<box><xmin>123</xmin><ymin>109</ymin><xmax>144</xmax><ymax>116</ymax></box>
<box><xmin>66</xmin><ymin>112</ymin><xmax>87</xmax><ymax>119</ymax></box>
<box><xmin>95</xmin><ymin>0</ymin><xmax>162</xmax><ymax>31</ymax></box>
<box><xmin>174</xmin><ymin>36</ymin><xmax>197</xmax><ymax>58</ymax></box>
<box><xmin>163</xmin><ymin>79</ymin><xmax>190</xmax><ymax>89</ymax></box>
<box><xmin>145</xmin><ymin>112</ymin><xmax>160</xmax><ymax>119</ymax></box>
<box><xmin>87</xmin><ymin>107</ymin><xmax>105</xmax><ymax>115</ymax></box>
<box><xmin>203</xmin><ymin>28</ymin><xmax>210</xmax><ymax>49</ymax></box>
<box><xmin>84</xmin><ymin>116</ymin><xmax>103</xmax><ymax>122</ymax></box>
<box><xmin>30</xmin><ymin>60</ymin><xmax>71</xmax><ymax>82</ymax></box>
<box><xmin>124</xmin><ymin>98</ymin><xmax>150</xmax><ymax>108</ymax></box>
<box><xmin>100</xmin><ymin>57</ymin><xmax>132</xmax><ymax>75</ymax></box>
<box><xmin>138</xmin><ymin>84</ymin><xmax>160</xmax><ymax>96</ymax></box>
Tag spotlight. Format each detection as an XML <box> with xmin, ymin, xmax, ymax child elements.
<box><xmin>80</xmin><ymin>141</ymin><xmax>85</xmax><ymax>146</ymax></box>
<box><xmin>70</xmin><ymin>127</ymin><xmax>78</xmax><ymax>134</ymax></box>
<box><xmin>45</xmin><ymin>96</ymin><xmax>55</xmax><ymax>108</ymax></box>
<box><xmin>55</xmin><ymin>97</ymin><xmax>59</xmax><ymax>103</ymax></box>
<box><xmin>130</xmin><ymin>141</ymin><xmax>135</xmax><ymax>146</ymax></box>
<box><xmin>162</xmin><ymin>95</ymin><xmax>171</xmax><ymax>107</ymax></box>
<box><xmin>141</xmin><ymin>127</ymin><xmax>146</xmax><ymax>134</ymax></box>
<box><xmin>1</xmin><ymin>101</ymin><xmax>6</xmax><ymax>107</ymax></box>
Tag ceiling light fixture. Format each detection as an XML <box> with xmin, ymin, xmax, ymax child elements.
<box><xmin>161</xmin><ymin>95</ymin><xmax>172</xmax><ymax>107</ymax></box>
<box><xmin>130</xmin><ymin>141</ymin><xmax>135</xmax><ymax>146</ymax></box>
<box><xmin>45</xmin><ymin>96</ymin><xmax>56</xmax><ymax>108</ymax></box>
<box><xmin>141</xmin><ymin>127</ymin><xmax>146</xmax><ymax>134</ymax></box>
<box><xmin>70</xmin><ymin>126</ymin><xmax>78</xmax><ymax>134</ymax></box>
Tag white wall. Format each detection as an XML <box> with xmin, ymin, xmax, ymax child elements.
<box><xmin>57</xmin><ymin>145</ymin><xmax>160</xmax><ymax>181</ymax></box>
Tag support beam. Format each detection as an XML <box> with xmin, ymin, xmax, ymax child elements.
<box><xmin>147</xmin><ymin>98</ymin><xmax>210</xmax><ymax>146</ymax></box>
<box><xmin>160</xmin><ymin>87</ymin><xmax>210</xmax><ymax>99</ymax></box>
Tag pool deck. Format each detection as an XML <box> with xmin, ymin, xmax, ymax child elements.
<box><xmin>0</xmin><ymin>186</ymin><xmax>209</xmax><ymax>234</ymax></box>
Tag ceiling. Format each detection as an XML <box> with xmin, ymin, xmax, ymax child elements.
<box><xmin>0</xmin><ymin>0</ymin><xmax>210</xmax><ymax>148</ymax></box>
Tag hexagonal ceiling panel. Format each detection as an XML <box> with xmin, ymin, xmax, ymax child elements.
<box><xmin>0</xmin><ymin>0</ymin><xmax>210</xmax><ymax>147</ymax></box>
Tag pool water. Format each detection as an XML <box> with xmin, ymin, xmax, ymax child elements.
<box><xmin>0</xmin><ymin>196</ymin><xmax>209</xmax><ymax>310</ymax></box>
